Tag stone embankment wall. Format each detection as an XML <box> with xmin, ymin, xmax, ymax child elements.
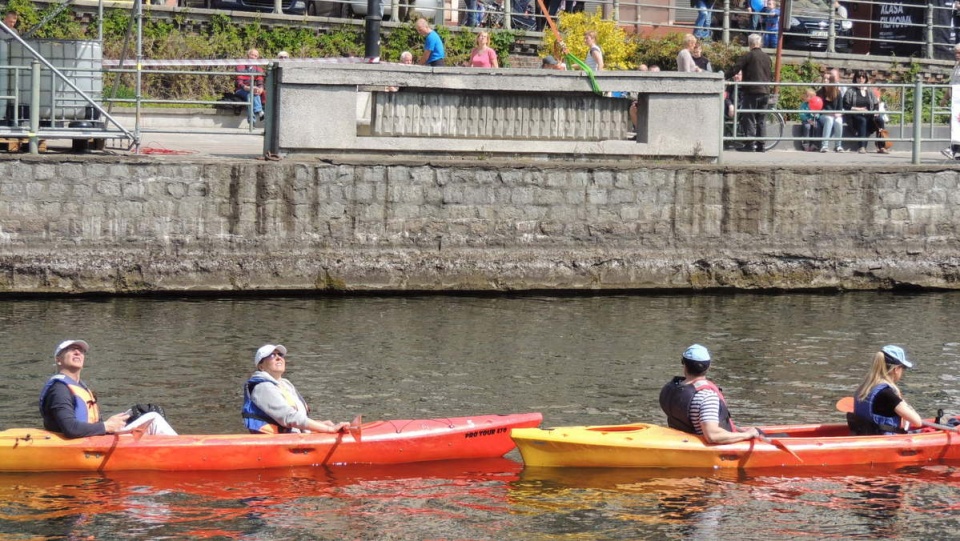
<box><xmin>1</xmin><ymin>157</ymin><xmax>959</xmax><ymax>294</ymax></box>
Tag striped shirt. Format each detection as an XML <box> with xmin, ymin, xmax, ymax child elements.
<box><xmin>689</xmin><ymin>389</ymin><xmax>721</xmax><ymax>435</ymax></box>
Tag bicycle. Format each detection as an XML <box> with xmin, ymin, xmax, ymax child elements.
<box><xmin>725</xmin><ymin>103</ymin><xmax>785</xmax><ymax>151</ymax></box>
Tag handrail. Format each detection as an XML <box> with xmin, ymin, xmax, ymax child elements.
<box><xmin>723</xmin><ymin>79</ymin><xmax>951</xmax><ymax>164</ymax></box>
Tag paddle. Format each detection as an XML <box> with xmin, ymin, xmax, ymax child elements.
<box><xmin>756</xmin><ymin>430</ymin><xmax>803</xmax><ymax>463</ymax></box>
<box><xmin>348</xmin><ymin>414</ymin><xmax>362</xmax><ymax>443</ymax></box>
<box><xmin>835</xmin><ymin>397</ymin><xmax>960</xmax><ymax>433</ymax></box>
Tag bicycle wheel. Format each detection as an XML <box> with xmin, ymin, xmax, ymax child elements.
<box><xmin>764</xmin><ymin>112</ymin><xmax>784</xmax><ymax>151</ymax></box>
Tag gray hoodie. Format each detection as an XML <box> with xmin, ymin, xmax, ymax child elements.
<box><xmin>249</xmin><ymin>370</ymin><xmax>311</xmax><ymax>432</ymax></box>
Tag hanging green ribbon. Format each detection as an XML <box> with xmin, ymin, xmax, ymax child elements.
<box><xmin>564</xmin><ymin>54</ymin><xmax>601</xmax><ymax>96</ymax></box>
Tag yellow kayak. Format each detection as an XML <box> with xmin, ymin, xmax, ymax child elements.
<box><xmin>511</xmin><ymin>421</ymin><xmax>960</xmax><ymax>469</ymax></box>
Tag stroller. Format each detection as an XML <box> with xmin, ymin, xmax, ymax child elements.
<box><xmin>478</xmin><ymin>0</ymin><xmax>536</xmax><ymax>30</ymax></box>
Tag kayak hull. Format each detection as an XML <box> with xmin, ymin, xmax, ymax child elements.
<box><xmin>511</xmin><ymin>421</ymin><xmax>960</xmax><ymax>469</ymax></box>
<box><xmin>0</xmin><ymin>412</ymin><xmax>542</xmax><ymax>472</ymax></box>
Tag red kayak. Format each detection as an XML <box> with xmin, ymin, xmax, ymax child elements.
<box><xmin>0</xmin><ymin>412</ymin><xmax>542</xmax><ymax>472</ymax></box>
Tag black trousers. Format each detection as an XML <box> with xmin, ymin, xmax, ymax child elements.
<box><xmin>740</xmin><ymin>93</ymin><xmax>768</xmax><ymax>148</ymax></box>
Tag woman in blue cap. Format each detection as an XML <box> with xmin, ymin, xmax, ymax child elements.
<box><xmin>659</xmin><ymin>344</ymin><xmax>761</xmax><ymax>444</ymax></box>
<box><xmin>850</xmin><ymin>345</ymin><xmax>923</xmax><ymax>435</ymax></box>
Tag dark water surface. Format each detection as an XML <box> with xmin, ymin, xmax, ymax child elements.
<box><xmin>2</xmin><ymin>293</ymin><xmax>960</xmax><ymax>539</ymax></box>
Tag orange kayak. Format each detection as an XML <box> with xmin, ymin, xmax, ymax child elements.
<box><xmin>0</xmin><ymin>412</ymin><xmax>542</xmax><ymax>472</ymax></box>
<box><xmin>511</xmin><ymin>421</ymin><xmax>960</xmax><ymax>469</ymax></box>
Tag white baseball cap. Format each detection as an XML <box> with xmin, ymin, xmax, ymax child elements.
<box><xmin>54</xmin><ymin>339</ymin><xmax>89</xmax><ymax>359</ymax></box>
<box><xmin>254</xmin><ymin>344</ymin><xmax>287</xmax><ymax>367</ymax></box>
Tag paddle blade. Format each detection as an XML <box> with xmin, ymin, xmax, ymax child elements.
<box><xmin>836</xmin><ymin>397</ymin><xmax>854</xmax><ymax>414</ymax></box>
<box><xmin>767</xmin><ymin>437</ymin><xmax>804</xmax><ymax>463</ymax></box>
<box><xmin>349</xmin><ymin>414</ymin><xmax>362</xmax><ymax>443</ymax></box>
<box><xmin>129</xmin><ymin>418</ymin><xmax>154</xmax><ymax>442</ymax></box>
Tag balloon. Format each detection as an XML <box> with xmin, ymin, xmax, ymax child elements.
<box><xmin>808</xmin><ymin>96</ymin><xmax>824</xmax><ymax>111</ymax></box>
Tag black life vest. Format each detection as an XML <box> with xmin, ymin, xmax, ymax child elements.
<box><xmin>659</xmin><ymin>376</ymin><xmax>734</xmax><ymax>434</ymax></box>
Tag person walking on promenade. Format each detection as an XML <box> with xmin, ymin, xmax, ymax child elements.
<box><xmin>942</xmin><ymin>43</ymin><xmax>960</xmax><ymax>160</ymax></box>
<box><xmin>659</xmin><ymin>344</ymin><xmax>762</xmax><ymax>444</ymax></box>
<box><xmin>467</xmin><ymin>31</ymin><xmax>499</xmax><ymax>68</ymax></box>
<box><xmin>693</xmin><ymin>0</ymin><xmax>715</xmax><ymax>40</ymax></box>
<box><xmin>416</xmin><ymin>18</ymin><xmax>446</xmax><ymax>67</ymax></box>
<box><xmin>584</xmin><ymin>30</ymin><xmax>604</xmax><ymax>72</ymax></box>
<box><xmin>677</xmin><ymin>34</ymin><xmax>702</xmax><ymax>73</ymax></box>
<box><xmin>724</xmin><ymin>34</ymin><xmax>771</xmax><ymax>152</ymax></box>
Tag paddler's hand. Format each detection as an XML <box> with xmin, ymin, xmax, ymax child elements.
<box><xmin>104</xmin><ymin>412</ymin><xmax>130</xmax><ymax>434</ymax></box>
<box><xmin>334</xmin><ymin>422</ymin><xmax>351</xmax><ymax>433</ymax></box>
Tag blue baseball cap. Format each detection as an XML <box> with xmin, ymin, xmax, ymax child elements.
<box><xmin>682</xmin><ymin>344</ymin><xmax>711</xmax><ymax>363</ymax></box>
<box><xmin>882</xmin><ymin>345</ymin><xmax>913</xmax><ymax>368</ymax></box>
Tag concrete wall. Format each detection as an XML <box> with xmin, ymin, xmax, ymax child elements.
<box><xmin>269</xmin><ymin>64</ymin><xmax>723</xmax><ymax>160</ymax></box>
<box><xmin>1</xmin><ymin>157</ymin><xmax>959</xmax><ymax>294</ymax></box>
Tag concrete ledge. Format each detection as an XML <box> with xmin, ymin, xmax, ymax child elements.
<box><xmin>271</xmin><ymin>64</ymin><xmax>724</xmax><ymax>160</ymax></box>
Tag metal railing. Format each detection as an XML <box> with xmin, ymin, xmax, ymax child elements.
<box><xmin>288</xmin><ymin>0</ymin><xmax>960</xmax><ymax>60</ymax></box>
<box><xmin>104</xmin><ymin>63</ymin><xmax>268</xmax><ymax>138</ymax></box>
<box><xmin>723</xmin><ymin>79</ymin><xmax>954</xmax><ymax>163</ymax></box>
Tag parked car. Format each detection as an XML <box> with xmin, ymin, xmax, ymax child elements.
<box><xmin>306</xmin><ymin>0</ymin><xmax>346</xmax><ymax>16</ymax></box>
<box><xmin>342</xmin><ymin>0</ymin><xmax>440</xmax><ymax>21</ymax></box>
<box><xmin>210</xmin><ymin>0</ymin><xmax>307</xmax><ymax>15</ymax></box>
<box><xmin>784</xmin><ymin>0</ymin><xmax>853</xmax><ymax>52</ymax></box>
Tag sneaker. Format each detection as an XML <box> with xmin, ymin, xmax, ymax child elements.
<box><xmin>858</xmin><ymin>147</ymin><xmax>866</xmax><ymax>154</ymax></box>
<box><xmin>941</xmin><ymin>148</ymin><xmax>956</xmax><ymax>160</ymax></box>
<box><xmin>835</xmin><ymin>147</ymin><xmax>848</xmax><ymax>153</ymax></box>
<box><xmin>820</xmin><ymin>147</ymin><xmax>829</xmax><ymax>153</ymax></box>
<box><xmin>257</xmin><ymin>111</ymin><xmax>265</xmax><ymax>122</ymax></box>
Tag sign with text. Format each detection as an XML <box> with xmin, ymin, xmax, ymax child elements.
<box><xmin>871</xmin><ymin>0</ymin><xmax>924</xmax><ymax>56</ymax></box>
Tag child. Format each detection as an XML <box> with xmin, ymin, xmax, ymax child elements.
<box><xmin>799</xmin><ymin>88</ymin><xmax>820</xmax><ymax>151</ymax></box>
<box><xmin>762</xmin><ymin>0</ymin><xmax>780</xmax><ymax>49</ymax></box>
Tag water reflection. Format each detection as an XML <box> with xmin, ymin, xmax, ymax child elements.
<box><xmin>4</xmin><ymin>292</ymin><xmax>960</xmax><ymax>538</ymax></box>
<box><xmin>510</xmin><ymin>463</ymin><xmax>960</xmax><ymax>539</ymax></box>
<box><xmin>0</xmin><ymin>458</ymin><xmax>523</xmax><ymax>540</ymax></box>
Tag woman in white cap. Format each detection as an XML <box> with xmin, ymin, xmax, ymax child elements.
<box><xmin>850</xmin><ymin>345</ymin><xmax>923</xmax><ymax>435</ymax></box>
<box><xmin>659</xmin><ymin>344</ymin><xmax>761</xmax><ymax>444</ymax></box>
<box><xmin>242</xmin><ymin>344</ymin><xmax>350</xmax><ymax>434</ymax></box>
<box><xmin>39</xmin><ymin>340</ymin><xmax>177</xmax><ymax>438</ymax></box>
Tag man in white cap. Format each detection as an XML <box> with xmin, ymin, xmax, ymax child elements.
<box><xmin>659</xmin><ymin>344</ymin><xmax>761</xmax><ymax>444</ymax></box>
<box><xmin>242</xmin><ymin>343</ymin><xmax>350</xmax><ymax>434</ymax></box>
<box><xmin>39</xmin><ymin>340</ymin><xmax>177</xmax><ymax>438</ymax></box>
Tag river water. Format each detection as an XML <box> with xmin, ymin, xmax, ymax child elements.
<box><xmin>2</xmin><ymin>292</ymin><xmax>960</xmax><ymax>539</ymax></box>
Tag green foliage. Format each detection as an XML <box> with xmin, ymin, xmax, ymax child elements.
<box><xmin>632</xmin><ymin>33</ymin><xmax>683</xmax><ymax>70</ymax></box>
<box><xmin>380</xmin><ymin>23</ymin><xmax>420</xmax><ymax>62</ymax></box>
<box><xmin>543</xmin><ymin>11</ymin><xmax>636</xmax><ymax>70</ymax></box>
<box><xmin>488</xmin><ymin>30</ymin><xmax>515</xmax><ymax>67</ymax></box>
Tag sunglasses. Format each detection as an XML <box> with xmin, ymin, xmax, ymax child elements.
<box><xmin>263</xmin><ymin>352</ymin><xmax>285</xmax><ymax>361</ymax></box>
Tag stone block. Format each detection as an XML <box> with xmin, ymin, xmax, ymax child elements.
<box><xmin>462</xmin><ymin>186</ymin><xmax>493</xmax><ymax>205</ymax></box>
<box><xmin>0</xmin><ymin>179</ymin><xmax>27</xmax><ymax>199</ymax></box>
<box><xmin>586</xmin><ymin>187</ymin><xmax>607</xmax><ymax>205</ymax></box>
<box><xmin>533</xmin><ymin>187</ymin><xmax>564</xmax><ymax>205</ymax></box>
<box><xmin>511</xmin><ymin>187</ymin><xmax>534</xmax><ymax>205</ymax></box>
<box><xmin>58</xmin><ymin>163</ymin><xmax>85</xmax><ymax>181</ymax></box>
<box><xmin>34</xmin><ymin>164</ymin><xmax>57</xmax><ymax>181</ymax></box>
<box><xmin>564</xmin><ymin>189</ymin><xmax>585</xmax><ymax>205</ymax></box>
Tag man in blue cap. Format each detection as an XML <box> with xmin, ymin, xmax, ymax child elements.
<box><xmin>659</xmin><ymin>344</ymin><xmax>761</xmax><ymax>444</ymax></box>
